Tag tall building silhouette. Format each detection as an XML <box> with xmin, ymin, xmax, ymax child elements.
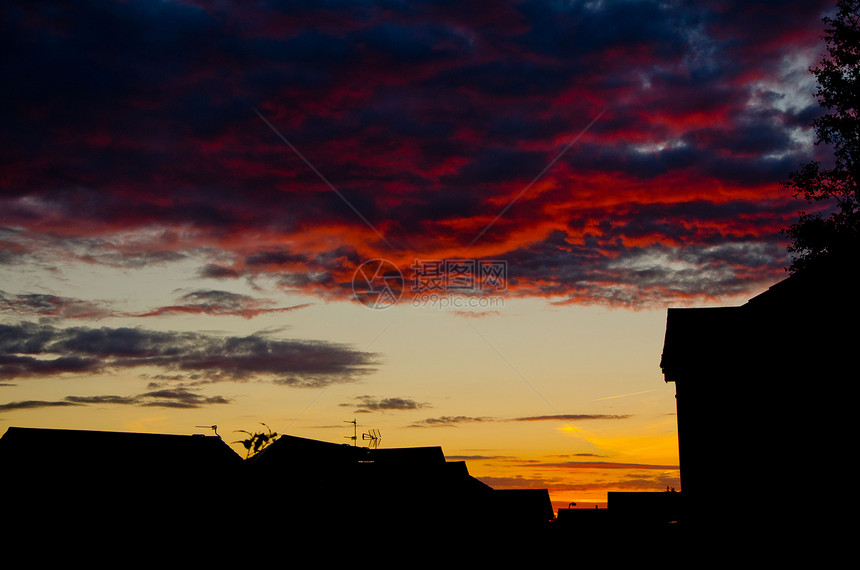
<box><xmin>660</xmin><ymin>258</ymin><xmax>855</xmax><ymax>538</ymax></box>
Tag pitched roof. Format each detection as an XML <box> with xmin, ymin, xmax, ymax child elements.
<box><xmin>659</xmin><ymin>306</ymin><xmax>743</xmax><ymax>381</ymax></box>
<box><xmin>491</xmin><ymin>489</ymin><xmax>555</xmax><ymax>523</ymax></box>
<box><xmin>660</xmin><ymin>258</ymin><xmax>858</xmax><ymax>382</ymax></box>
<box><xmin>246</xmin><ymin>432</ymin><xmax>447</xmax><ymax>471</ymax></box>
<box><xmin>0</xmin><ymin>426</ymin><xmax>242</xmax><ymax>477</ymax></box>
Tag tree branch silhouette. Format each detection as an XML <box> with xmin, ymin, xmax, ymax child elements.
<box><xmin>231</xmin><ymin>423</ymin><xmax>281</xmax><ymax>459</ymax></box>
<box><xmin>783</xmin><ymin>0</ymin><xmax>860</xmax><ymax>271</ymax></box>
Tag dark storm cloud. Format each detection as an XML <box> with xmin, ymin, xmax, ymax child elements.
<box><xmin>0</xmin><ymin>322</ymin><xmax>377</xmax><ymax>383</ymax></box>
<box><xmin>0</xmin><ymin>0</ymin><xmax>836</xmax><ymax>305</ymax></box>
<box><xmin>514</xmin><ymin>0</ymin><xmax>696</xmax><ymax>61</ymax></box>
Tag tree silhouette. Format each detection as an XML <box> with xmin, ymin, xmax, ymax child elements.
<box><xmin>783</xmin><ymin>0</ymin><xmax>860</xmax><ymax>272</ymax></box>
<box><xmin>232</xmin><ymin>423</ymin><xmax>281</xmax><ymax>459</ymax></box>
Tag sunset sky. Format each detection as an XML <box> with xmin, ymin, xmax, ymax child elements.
<box><xmin>0</xmin><ymin>0</ymin><xmax>837</xmax><ymax>510</ymax></box>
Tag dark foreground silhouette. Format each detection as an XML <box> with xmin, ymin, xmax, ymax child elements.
<box><xmin>660</xmin><ymin>256</ymin><xmax>855</xmax><ymax>555</ymax></box>
<box><xmin>0</xmin><ymin>426</ymin><xmax>682</xmax><ymax>562</ymax></box>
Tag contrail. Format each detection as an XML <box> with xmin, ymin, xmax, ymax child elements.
<box><xmin>595</xmin><ymin>389</ymin><xmax>657</xmax><ymax>401</ymax></box>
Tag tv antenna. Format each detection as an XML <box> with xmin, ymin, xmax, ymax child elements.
<box><xmin>195</xmin><ymin>425</ymin><xmax>219</xmax><ymax>437</ymax></box>
<box><xmin>362</xmin><ymin>428</ymin><xmax>382</xmax><ymax>449</ymax></box>
<box><xmin>345</xmin><ymin>418</ymin><xmax>357</xmax><ymax>446</ymax></box>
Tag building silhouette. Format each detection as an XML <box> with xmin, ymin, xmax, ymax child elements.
<box><xmin>242</xmin><ymin>432</ymin><xmax>553</xmax><ymax>537</ymax></box>
<box><xmin>0</xmin><ymin>426</ymin><xmax>554</xmax><ymax>551</ymax></box>
<box><xmin>0</xmin><ymin>426</ymin><xmax>242</xmax><ymax>542</ymax></box>
<box><xmin>660</xmin><ymin>258</ymin><xmax>855</xmax><ymax>538</ymax></box>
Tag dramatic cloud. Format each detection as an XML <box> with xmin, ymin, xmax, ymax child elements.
<box><xmin>0</xmin><ymin>0</ymin><xmax>836</xmax><ymax>307</ymax></box>
<box><xmin>0</xmin><ymin>322</ymin><xmax>378</xmax><ymax>385</ymax></box>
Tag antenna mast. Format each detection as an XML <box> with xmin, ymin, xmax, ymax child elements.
<box><xmin>195</xmin><ymin>425</ymin><xmax>219</xmax><ymax>437</ymax></box>
<box><xmin>345</xmin><ymin>418</ymin><xmax>357</xmax><ymax>446</ymax></box>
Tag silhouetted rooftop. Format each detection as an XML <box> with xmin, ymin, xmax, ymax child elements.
<box><xmin>660</xmin><ymin>258</ymin><xmax>857</xmax><ymax>382</ymax></box>
<box><xmin>0</xmin><ymin>425</ymin><xmax>560</xmax><ymax>546</ymax></box>
<box><xmin>658</xmin><ymin>256</ymin><xmax>857</xmax><ymax>541</ymax></box>
<box><xmin>492</xmin><ymin>489</ymin><xmax>555</xmax><ymax>522</ymax></box>
<box><xmin>245</xmin><ymin>432</ymin><xmax>447</xmax><ymax>471</ymax></box>
<box><xmin>0</xmin><ymin>425</ymin><xmax>241</xmax><ymax>473</ymax></box>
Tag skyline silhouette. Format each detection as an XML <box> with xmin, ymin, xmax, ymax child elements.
<box><xmin>1</xmin><ymin>0</ymin><xmax>851</xmax><ymax>519</ymax></box>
